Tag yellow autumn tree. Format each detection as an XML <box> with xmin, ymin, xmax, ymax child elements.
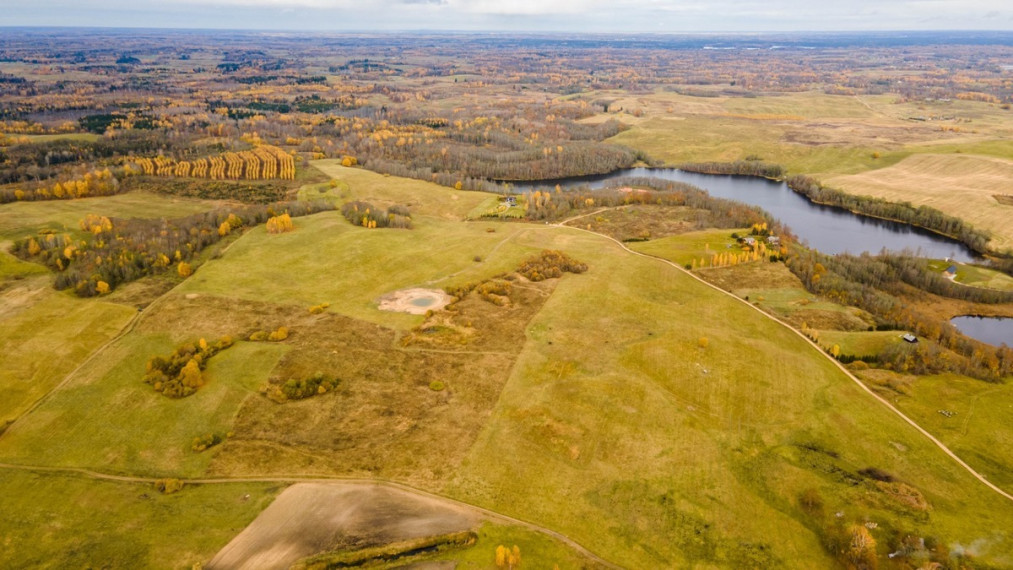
<box><xmin>177</xmin><ymin>261</ymin><xmax>193</xmax><ymax>277</ymax></box>
<box><xmin>179</xmin><ymin>359</ymin><xmax>203</xmax><ymax>389</ymax></box>
<box><xmin>266</xmin><ymin>213</ymin><xmax>294</xmax><ymax>234</ymax></box>
<box><xmin>845</xmin><ymin>525</ymin><xmax>877</xmax><ymax>569</ymax></box>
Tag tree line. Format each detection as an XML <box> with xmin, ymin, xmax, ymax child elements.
<box><xmin>678</xmin><ymin>160</ymin><xmax>785</xmax><ymax>179</ymax></box>
<box><xmin>785</xmin><ymin>248</ymin><xmax>1013</xmax><ymax>381</ymax></box>
<box><xmin>786</xmin><ymin>175</ymin><xmax>993</xmax><ymax>255</ymax></box>
<box><xmin>339</xmin><ymin>201</ymin><xmax>412</xmax><ymax>229</ymax></box>
<box><xmin>132</xmin><ymin>145</ymin><xmax>295</xmax><ymax>181</ymax></box>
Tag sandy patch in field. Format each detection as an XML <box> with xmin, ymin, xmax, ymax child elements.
<box><xmin>377</xmin><ymin>288</ymin><xmax>453</xmax><ymax>314</ymax></box>
<box><xmin>207</xmin><ymin>483</ymin><xmax>480</xmax><ymax>570</ymax></box>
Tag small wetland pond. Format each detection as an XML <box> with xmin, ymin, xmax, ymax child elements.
<box><xmin>949</xmin><ymin>316</ymin><xmax>1013</xmax><ymax>347</ymax></box>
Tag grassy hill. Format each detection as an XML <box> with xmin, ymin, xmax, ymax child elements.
<box><xmin>0</xmin><ymin>164</ymin><xmax>1011</xmax><ymax>568</ymax></box>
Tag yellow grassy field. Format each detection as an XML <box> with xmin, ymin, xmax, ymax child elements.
<box><xmin>826</xmin><ymin>153</ymin><xmax>1013</xmax><ymax>253</ymax></box>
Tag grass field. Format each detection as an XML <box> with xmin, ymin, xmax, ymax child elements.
<box><xmin>447</xmin><ymin>226</ymin><xmax>1013</xmax><ymax>567</ymax></box>
<box><xmin>0</xmin><ymin>249</ymin><xmax>48</xmax><ymax>279</ymax></box>
<box><xmin>0</xmin><ymin>190</ymin><xmax>227</xmax><ymax>242</ymax></box>
<box><xmin>817</xmin><ymin>330</ymin><xmax>907</xmax><ymax>358</ymax></box>
<box><xmin>311</xmin><ymin>161</ymin><xmax>491</xmax><ymax>220</ymax></box>
<box><xmin>3</xmin><ymin>161</ymin><xmax>1013</xmax><ymax>567</ymax></box>
<box><xmin>629</xmin><ymin>228</ymin><xmax>750</xmax><ymax>266</ymax></box>
<box><xmin>928</xmin><ymin>260</ymin><xmax>1013</xmax><ymax>291</ymax></box>
<box><xmin>856</xmin><ymin>370</ymin><xmax>1013</xmax><ymax>491</ymax></box>
<box><xmin>0</xmin><ymin>336</ymin><xmax>287</xmax><ymax>477</ymax></box>
<box><xmin>176</xmin><ymin>211</ymin><xmax>544</xmax><ymax>330</ymax></box>
<box><xmin>827</xmin><ymin>153</ymin><xmax>1013</xmax><ymax>252</ymax></box>
<box><xmin>0</xmin><ymin>283</ymin><xmax>136</xmax><ymax>426</ymax></box>
<box><xmin>0</xmin><ymin>469</ymin><xmax>282</xmax><ymax>570</ymax></box>
<box><xmin>427</xmin><ymin>522</ymin><xmax>606</xmax><ymax>569</ymax></box>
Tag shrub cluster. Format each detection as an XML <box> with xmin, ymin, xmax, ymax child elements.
<box><xmin>143</xmin><ymin>337</ymin><xmax>234</xmax><ymax>398</ymax></box>
<box><xmin>517</xmin><ymin>250</ymin><xmax>588</xmax><ymax>281</ymax></box>
<box><xmin>308</xmin><ymin>302</ymin><xmax>331</xmax><ymax>314</ymax></box>
<box><xmin>339</xmin><ymin>201</ymin><xmax>412</xmax><ymax>229</ymax></box>
<box><xmin>192</xmin><ymin>431</ymin><xmax>229</xmax><ymax>452</ymax></box>
<box><xmin>249</xmin><ymin>326</ymin><xmax>289</xmax><ymax>342</ymax></box>
<box><xmin>263</xmin><ymin>372</ymin><xmax>339</xmax><ymax>403</ymax></box>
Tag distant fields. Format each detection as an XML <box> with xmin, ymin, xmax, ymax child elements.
<box><xmin>607</xmin><ymin>92</ymin><xmax>1013</xmax><ymax>255</ymax></box>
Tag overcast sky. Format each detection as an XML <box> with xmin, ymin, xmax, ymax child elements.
<box><xmin>5</xmin><ymin>0</ymin><xmax>1013</xmax><ymax>32</ymax></box>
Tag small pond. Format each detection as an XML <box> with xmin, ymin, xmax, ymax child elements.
<box><xmin>950</xmin><ymin>316</ymin><xmax>1013</xmax><ymax>347</ymax></box>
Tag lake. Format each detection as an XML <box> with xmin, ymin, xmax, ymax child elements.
<box><xmin>509</xmin><ymin>168</ymin><xmax>977</xmax><ymax>261</ymax></box>
<box><xmin>950</xmin><ymin>316</ymin><xmax>1013</xmax><ymax>347</ymax></box>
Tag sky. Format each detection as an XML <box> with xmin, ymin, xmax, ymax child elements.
<box><xmin>4</xmin><ymin>0</ymin><xmax>1013</xmax><ymax>32</ymax></box>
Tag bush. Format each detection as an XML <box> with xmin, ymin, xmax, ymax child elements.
<box><xmin>309</xmin><ymin>302</ymin><xmax>330</xmax><ymax>314</ymax></box>
<box><xmin>264</xmin><ymin>372</ymin><xmax>339</xmax><ymax>402</ymax></box>
<box><xmin>517</xmin><ymin>250</ymin><xmax>587</xmax><ymax>282</ymax></box>
<box><xmin>154</xmin><ymin>478</ymin><xmax>184</xmax><ymax>494</ymax></box>
<box><xmin>192</xmin><ymin>432</ymin><xmax>227</xmax><ymax>452</ymax></box>
<box><xmin>429</xmin><ymin>380</ymin><xmax>446</xmax><ymax>391</ymax></box>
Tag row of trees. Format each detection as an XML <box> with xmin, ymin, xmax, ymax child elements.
<box><xmin>11</xmin><ymin>199</ymin><xmax>334</xmax><ymax>297</ymax></box>
<box><xmin>132</xmin><ymin>145</ymin><xmax>296</xmax><ymax>181</ymax></box>
<box><xmin>679</xmin><ymin>160</ymin><xmax>785</xmax><ymax>179</ymax></box>
<box><xmin>786</xmin><ymin>175</ymin><xmax>993</xmax><ymax>255</ymax></box>
<box><xmin>0</xmin><ymin>167</ymin><xmax>122</xmax><ymax>203</ymax></box>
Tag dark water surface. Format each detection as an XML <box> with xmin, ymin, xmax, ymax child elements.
<box><xmin>510</xmin><ymin>168</ymin><xmax>977</xmax><ymax>261</ymax></box>
<box><xmin>950</xmin><ymin>316</ymin><xmax>1013</xmax><ymax>347</ymax></box>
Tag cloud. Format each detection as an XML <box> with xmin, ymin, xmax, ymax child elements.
<box><xmin>4</xmin><ymin>0</ymin><xmax>1013</xmax><ymax>31</ymax></box>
